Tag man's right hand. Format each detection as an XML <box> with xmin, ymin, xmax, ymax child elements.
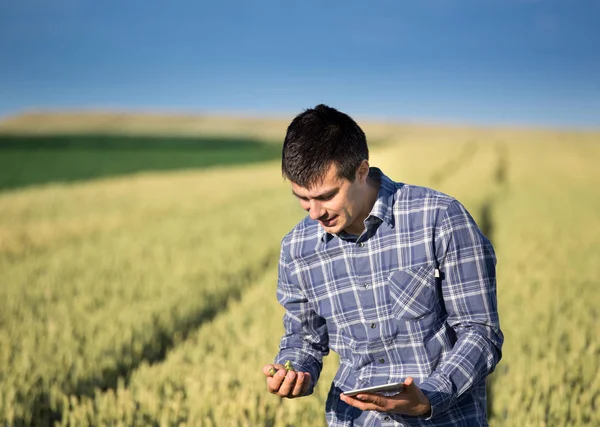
<box><xmin>262</xmin><ymin>363</ymin><xmax>311</xmax><ymax>398</ymax></box>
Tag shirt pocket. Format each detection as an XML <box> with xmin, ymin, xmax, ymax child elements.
<box><xmin>387</xmin><ymin>265</ymin><xmax>439</xmax><ymax>341</ymax></box>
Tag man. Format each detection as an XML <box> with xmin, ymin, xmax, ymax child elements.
<box><xmin>262</xmin><ymin>105</ymin><xmax>503</xmax><ymax>426</ymax></box>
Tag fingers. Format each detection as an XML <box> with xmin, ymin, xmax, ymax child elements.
<box><xmin>264</xmin><ymin>365</ymin><xmax>310</xmax><ymax>398</ymax></box>
<box><xmin>340</xmin><ymin>393</ymin><xmax>389</xmax><ymax>412</ymax></box>
<box><xmin>262</xmin><ymin>363</ymin><xmax>285</xmax><ymax>377</ymax></box>
<box><xmin>340</xmin><ymin>378</ymin><xmax>431</xmax><ymax>416</ymax></box>
<box><xmin>277</xmin><ymin>369</ymin><xmax>297</xmax><ymax>396</ymax></box>
<box><xmin>266</xmin><ymin>368</ymin><xmax>287</xmax><ymax>393</ymax></box>
<box><xmin>292</xmin><ymin>372</ymin><xmax>305</xmax><ymax>397</ymax></box>
<box><xmin>357</xmin><ymin>394</ymin><xmax>387</xmax><ymax>407</ymax></box>
<box><xmin>399</xmin><ymin>377</ymin><xmax>422</xmax><ymax>402</ymax></box>
<box><xmin>402</xmin><ymin>376</ymin><xmax>432</xmax><ymax>416</ymax></box>
<box><xmin>300</xmin><ymin>372</ymin><xmax>312</xmax><ymax>396</ymax></box>
<box><xmin>291</xmin><ymin>372</ymin><xmax>310</xmax><ymax>397</ymax></box>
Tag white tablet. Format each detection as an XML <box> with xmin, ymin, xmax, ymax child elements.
<box><xmin>343</xmin><ymin>381</ymin><xmax>405</xmax><ymax>397</ymax></box>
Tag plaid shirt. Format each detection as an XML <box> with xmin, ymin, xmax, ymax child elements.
<box><xmin>275</xmin><ymin>168</ymin><xmax>503</xmax><ymax>426</ymax></box>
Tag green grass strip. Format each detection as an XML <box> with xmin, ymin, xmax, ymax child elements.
<box><xmin>0</xmin><ymin>134</ymin><xmax>282</xmax><ymax>191</ymax></box>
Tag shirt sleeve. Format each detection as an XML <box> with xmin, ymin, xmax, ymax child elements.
<box><xmin>419</xmin><ymin>199</ymin><xmax>504</xmax><ymax>418</ymax></box>
<box><xmin>274</xmin><ymin>244</ymin><xmax>330</xmax><ymax>395</ymax></box>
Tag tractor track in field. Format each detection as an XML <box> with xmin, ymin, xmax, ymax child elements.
<box><xmin>479</xmin><ymin>141</ymin><xmax>509</xmax><ymax>246</ymax></box>
<box><xmin>430</xmin><ymin>140</ymin><xmax>479</xmax><ymax>187</ymax></box>
<box><xmin>481</xmin><ymin>140</ymin><xmax>509</xmax><ymax>420</ymax></box>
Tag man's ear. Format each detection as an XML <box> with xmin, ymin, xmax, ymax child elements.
<box><xmin>357</xmin><ymin>159</ymin><xmax>370</xmax><ymax>182</ymax></box>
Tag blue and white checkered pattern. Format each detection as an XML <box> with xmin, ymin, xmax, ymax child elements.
<box><xmin>274</xmin><ymin>168</ymin><xmax>503</xmax><ymax>426</ymax></box>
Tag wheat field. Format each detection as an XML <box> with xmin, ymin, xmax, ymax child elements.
<box><xmin>0</xmin><ymin>119</ymin><xmax>598</xmax><ymax>426</ymax></box>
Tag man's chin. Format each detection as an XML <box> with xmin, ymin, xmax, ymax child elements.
<box><xmin>321</xmin><ymin>222</ymin><xmax>343</xmax><ymax>234</ymax></box>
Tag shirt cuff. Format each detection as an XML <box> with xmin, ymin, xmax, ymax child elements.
<box><xmin>418</xmin><ymin>374</ymin><xmax>455</xmax><ymax>420</ymax></box>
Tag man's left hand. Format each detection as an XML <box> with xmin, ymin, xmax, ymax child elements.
<box><xmin>339</xmin><ymin>377</ymin><xmax>431</xmax><ymax>417</ymax></box>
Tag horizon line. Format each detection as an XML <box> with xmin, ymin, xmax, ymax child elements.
<box><xmin>1</xmin><ymin>106</ymin><xmax>599</xmax><ymax>133</ymax></box>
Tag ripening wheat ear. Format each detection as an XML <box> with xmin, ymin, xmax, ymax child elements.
<box><xmin>268</xmin><ymin>360</ymin><xmax>295</xmax><ymax>377</ymax></box>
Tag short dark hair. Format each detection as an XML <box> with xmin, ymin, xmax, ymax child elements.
<box><xmin>282</xmin><ymin>104</ymin><xmax>369</xmax><ymax>188</ymax></box>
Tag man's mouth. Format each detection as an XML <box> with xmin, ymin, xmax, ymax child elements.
<box><xmin>320</xmin><ymin>215</ymin><xmax>338</xmax><ymax>227</ymax></box>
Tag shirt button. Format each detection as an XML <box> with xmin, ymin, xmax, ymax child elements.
<box><xmin>357</xmin><ymin>242</ymin><xmax>364</xmax><ymax>248</ymax></box>
<box><xmin>363</xmin><ymin>283</ymin><xmax>370</xmax><ymax>289</ymax></box>
<box><xmin>383</xmin><ymin>416</ymin><xmax>390</xmax><ymax>421</ymax></box>
<box><xmin>379</xmin><ymin>358</ymin><xmax>385</xmax><ymax>363</ymax></box>
<box><xmin>370</xmin><ymin>323</ymin><xmax>377</xmax><ymax>329</ymax></box>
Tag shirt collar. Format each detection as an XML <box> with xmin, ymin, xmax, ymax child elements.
<box><xmin>319</xmin><ymin>167</ymin><xmax>397</xmax><ymax>243</ymax></box>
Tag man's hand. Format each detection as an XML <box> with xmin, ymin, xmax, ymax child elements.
<box><xmin>339</xmin><ymin>377</ymin><xmax>431</xmax><ymax>417</ymax></box>
<box><xmin>262</xmin><ymin>363</ymin><xmax>311</xmax><ymax>398</ymax></box>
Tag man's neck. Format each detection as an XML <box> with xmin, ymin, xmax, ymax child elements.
<box><xmin>342</xmin><ymin>176</ymin><xmax>381</xmax><ymax>236</ymax></box>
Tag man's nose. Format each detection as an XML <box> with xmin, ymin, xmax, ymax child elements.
<box><xmin>308</xmin><ymin>200</ymin><xmax>325</xmax><ymax>221</ymax></box>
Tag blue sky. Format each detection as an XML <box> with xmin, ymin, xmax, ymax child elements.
<box><xmin>1</xmin><ymin>0</ymin><xmax>599</xmax><ymax>128</ymax></box>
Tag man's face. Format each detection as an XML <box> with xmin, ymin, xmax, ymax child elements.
<box><xmin>291</xmin><ymin>163</ymin><xmax>366</xmax><ymax>235</ymax></box>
